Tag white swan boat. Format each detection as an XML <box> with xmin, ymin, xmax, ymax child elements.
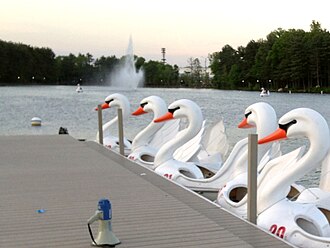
<box><xmin>127</xmin><ymin>96</ymin><xmax>180</xmax><ymax>167</ymax></box>
<box><xmin>256</xmin><ymin>108</ymin><xmax>330</xmax><ymax>247</ymax></box>
<box><xmin>219</xmin><ymin>108</ymin><xmax>330</xmax><ymax>247</ymax></box>
<box><xmin>260</xmin><ymin>87</ymin><xmax>270</xmax><ymax>97</ymax></box>
<box><xmin>76</xmin><ymin>84</ymin><xmax>83</xmax><ymax>93</ymax></box>
<box><xmin>152</xmin><ymin>99</ymin><xmax>207</xmax><ymax>180</ymax></box>
<box><xmin>96</xmin><ymin>93</ymin><xmax>132</xmax><ymax>156</ymax></box>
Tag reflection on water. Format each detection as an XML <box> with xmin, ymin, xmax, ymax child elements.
<box><xmin>1</xmin><ymin>85</ymin><xmax>330</xmax><ymax>187</ymax></box>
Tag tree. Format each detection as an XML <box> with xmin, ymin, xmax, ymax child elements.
<box><xmin>143</xmin><ymin>60</ymin><xmax>179</xmax><ymax>87</ymax></box>
<box><xmin>210</xmin><ymin>45</ymin><xmax>239</xmax><ymax>89</ymax></box>
<box><xmin>306</xmin><ymin>20</ymin><xmax>330</xmax><ymax>88</ymax></box>
<box><xmin>55</xmin><ymin>54</ymin><xmax>77</xmax><ymax>84</ymax></box>
<box><xmin>240</xmin><ymin>40</ymin><xmax>261</xmax><ymax>88</ymax></box>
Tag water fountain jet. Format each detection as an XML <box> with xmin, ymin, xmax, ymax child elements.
<box><xmin>108</xmin><ymin>36</ymin><xmax>144</xmax><ymax>89</ymax></box>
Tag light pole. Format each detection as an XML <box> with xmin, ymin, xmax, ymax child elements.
<box><xmin>201</xmin><ymin>56</ymin><xmax>209</xmax><ymax>86</ymax></box>
<box><xmin>200</xmin><ymin>56</ymin><xmax>208</xmax><ymax>73</ymax></box>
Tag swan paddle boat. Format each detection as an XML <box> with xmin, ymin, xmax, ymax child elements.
<box><xmin>76</xmin><ymin>84</ymin><xmax>83</xmax><ymax>93</ymax></box>
<box><xmin>152</xmin><ymin>99</ymin><xmax>210</xmax><ymax>180</ymax></box>
<box><xmin>260</xmin><ymin>87</ymin><xmax>270</xmax><ymax>97</ymax></box>
<box><xmin>217</xmin><ymin>104</ymin><xmax>309</xmax><ymax>218</ymax></box>
<box><xmin>219</xmin><ymin>108</ymin><xmax>330</xmax><ymax>247</ymax></box>
<box><xmin>127</xmin><ymin>96</ymin><xmax>180</xmax><ymax>167</ymax></box>
<box><xmin>255</xmin><ymin>108</ymin><xmax>330</xmax><ymax>247</ymax></box>
<box><xmin>96</xmin><ymin>93</ymin><xmax>132</xmax><ymax>156</ymax></box>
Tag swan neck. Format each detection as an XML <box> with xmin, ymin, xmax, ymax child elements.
<box><xmin>103</xmin><ymin>116</ymin><xmax>118</xmax><ymax>132</ymax></box>
<box><xmin>320</xmin><ymin>150</ymin><xmax>330</xmax><ymax>190</ymax></box>
<box><xmin>154</xmin><ymin>123</ymin><xmax>198</xmax><ymax>167</ymax></box>
<box><xmin>266</xmin><ymin>137</ymin><xmax>328</xmax><ymax>197</ymax></box>
<box><xmin>132</xmin><ymin>121</ymin><xmax>164</xmax><ymax>150</ymax></box>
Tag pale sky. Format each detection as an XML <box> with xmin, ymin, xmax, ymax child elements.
<box><xmin>1</xmin><ymin>0</ymin><xmax>329</xmax><ymax>67</ymax></box>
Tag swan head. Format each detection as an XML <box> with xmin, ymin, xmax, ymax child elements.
<box><xmin>238</xmin><ymin>102</ymin><xmax>278</xmax><ymax>139</ymax></box>
<box><xmin>95</xmin><ymin>93</ymin><xmax>130</xmax><ymax>111</ymax></box>
<box><xmin>238</xmin><ymin>102</ymin><xmax>276</xmax><ymax>129</ymax></box>
<box><xmin>154</xmin><ymin>99</ymin><xmax>203</xmax><ymax>124</ymax></box>
<box><xmin>105</xmin><ymin>93</ymin><xmax>129</xmax><ymax>108</ymax></box>
<box><xmin>95</xmin><ymin>93</ymin><xmax>130</xmax><ymax>120</ymax></box>
<box><xmin>132</xmin><ymin>96</ymin><xmax>167</xmax><ymax>116</ymax></box>
<box><xmin>259</xmin><ymin>108</ymin><xmax>330</xmax><ymax>147</ymax></box>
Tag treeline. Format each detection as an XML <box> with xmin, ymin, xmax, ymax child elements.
<box><xmin>210</xmin><ymin>21</ymin><xmax>330</xmax><ymax>92</ymax></box>
<box><xmin>0</xmin><ymin>39</ymin><xmax>181</xmax><ymax>87</ymax></box>
<box><xmin>1</xmin><ymin>20</ymin><xmax>330</xmax><ymax>92</ymax></box>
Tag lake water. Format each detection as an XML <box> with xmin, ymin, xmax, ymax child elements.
<box><xmin>1</xmin><ymin>85</ymin><xmax>329</xmax><ymax>187</ymax></box>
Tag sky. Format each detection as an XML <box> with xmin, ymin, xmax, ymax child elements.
<box><xmin>1</xmin><ymin>0</ymin><xmax>329</xmax><ymax>67</ymax></box>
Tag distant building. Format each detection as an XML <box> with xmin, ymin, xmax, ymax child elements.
<box><xmin>179</xmin><ymin>66</ymin><xmax>213</xmax><ymax>78</ymax></box>
<box><xmin>179</xmin><ymin>67</ymin><xmax>192</xmax><ymax>74</ymax></box>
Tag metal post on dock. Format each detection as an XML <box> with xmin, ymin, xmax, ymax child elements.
<box><xmin>117</xmin><ymin>108</ymin><xmax>125</xmax><ymax>156</ymax></box>
<box><xmin>247</xmin><ymin>133</ymin><xmax>258</xmax><ymax>224</ymax></box>
<box><xmin>97</xmin><ymin>104</ymin><xmax>103</xmax><ymax>145</ymax></box>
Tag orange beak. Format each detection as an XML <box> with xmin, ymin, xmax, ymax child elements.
<box><xmin>95</xmin><ymin>103</ymin><xmax>110</xmax><ymax>111</ymax></box>
<box><xmin>258</xmin><ymin>128</ymin><xmax>287</xmax><ymax>144</ymax></box>
<box><xmin>154</xmin><ymin>112</ymin><xmax>174</xmax><ymax>123</ymax></box>
<box><xmin>132</xmin><ymin>106</ymin><xmax>147</xmax><ymax>116</ymax></box>
<box><xmin>238</xmin><ymin>118</ymin><xmax>254</xmax><ymax>128</ymax></box>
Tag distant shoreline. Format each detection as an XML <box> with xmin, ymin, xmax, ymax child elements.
<box><xmin>0</xmin><ymin>83</ymin><xmax>328</xmax><ymax>94</ymax></box>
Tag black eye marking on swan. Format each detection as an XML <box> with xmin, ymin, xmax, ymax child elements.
<box><xmin>279</xmin><ymin>119</ymin><xmax>297</xmax><ymax>132</ymax></box>
<box><xmin>105</xmin><ymin>99</ymin><xmax>114</xmax><ymax>104</ymax></box>
<box><xmin>245</xmin><ymin>111</ymin><xmax>252</xmax><ymax>118</ymax></box>
<box><xmin>140</xmin><ymin>102</ymin><xmax>148</xmax><ymax>108</ymax></box>
<box><xmin>169</xmin><ymin>106</ymin><xmax>180</xmax><ymax>114</ymax></box>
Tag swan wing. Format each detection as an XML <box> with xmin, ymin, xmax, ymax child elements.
<box><xmin>149</xmin><ymin>119</ymin><xmax>180</xmax><ymax>150</ymax></box>
<box><xmin>199</xmin><ymin>119</ymin><xmax>229</xmax><ymax>159</ymax></box>
<box><xmin>258</xmin><ymin>141</ymin><xmax>282</xmax><ymax>172</ymax></box>
<box><xmin>257</xmin><ymin>146</ymin><xmax>306</xmax><ymax>214</ymax></box>
<box><xmin>257</xmin><ymin>149</ymin><xmax>272</xmax><ymax>173</ymax></box>
<box><xmin>218</xmin><ymin>138</ymin><xmax>248</xmax><ymax>179</ymax></box>
<box><xmin>269</xmin><ymin>141</ymin><xmax>282</xmax><ymax>159</ymax></box>
<box><xmin>319</xmin><ymin>149</ymin><xmax>330</xmax><ymax>191</ymax></box>
<box><xmin>173</xmin><ymin>120</ymin><xmax>206</xmax><ymax>162</ymax></box>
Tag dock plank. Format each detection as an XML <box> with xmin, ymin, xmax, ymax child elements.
<box><xmin>0</xmin><ymin>135</ymin><xmax>292</xmax><ymax>247</ymax></box>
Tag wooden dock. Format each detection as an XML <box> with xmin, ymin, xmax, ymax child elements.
<box><xmin>0</xmin><ymin>135</ymin><xmax>293</xmax><ymax>247</ymax></box>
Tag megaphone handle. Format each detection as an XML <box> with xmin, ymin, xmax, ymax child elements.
<box><xmin>88</xmin><ymin>223</ymin><xmax>98</xmax><ymax>246</ymax></box>
<box><xmin>87</xmin><ymin>211</ymin><xmax>101</xmax><ymax>246</ymax></box>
